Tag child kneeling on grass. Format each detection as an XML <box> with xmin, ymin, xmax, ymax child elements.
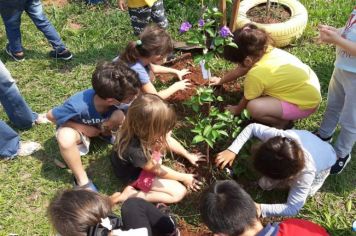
<box><xmin>46</xmin><ymin>61</ymin><xmax>141</xmax><ymax>192</ymax></box>
<box><xmin>116</xmin><ymin>25</ymin><xmax>191</xmax><ymax>100</ymax></box>
<box><xmin>211</xmin><ymin>23</ymin><xmax>321</xmax><ymax>129</ymax></box>
<box><xmin>200</xmin><ymin>180</ymin><xmax>329</xmax><ymax>236</ymax></box>
<box><xmin>48</xmin><ymin>189</ymin><xmax>180</xmax><ymax>236</ymax></box>
<box><xmin>215</xmin><ymin>123</ymin><xmax>336</xmax><ymax>217</ymax></box>
<box><xmin>110</xmin><ymin>94</ymin><xmax>204</xmax><ymax>204</ymax></box>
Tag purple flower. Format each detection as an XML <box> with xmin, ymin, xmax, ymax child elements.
<box><xmin>198</xmin><ymin>19</ymin><xmax>205</xmax><ymax>27</ymax></box>
<box><xmin>219</xmin><ymin>26</ymin><xmax>232</xmax><ymax>38</ymax></box>
<box><xmin>179</xmin><ymin>22</ymin><xmax>192</xmax><ymax>33</ymax></box>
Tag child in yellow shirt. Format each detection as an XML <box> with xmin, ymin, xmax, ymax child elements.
<box><xmin>118</xmin><ymin>0</ymin><xmax>168</xmax><ymax>35</ymax></box>
<box><xmin>211</xmin><ymin>23</ymin><xmax>321</xmax><ymax>129</ymax></box>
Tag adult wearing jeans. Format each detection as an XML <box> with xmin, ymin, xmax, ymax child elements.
<box><xmin>0</xmin><ymin>59</ymin><xmax>46</xmax><ymax>159</ymax></box>
<box><xmin>0</xmin><ymin>0</ymin><xmax>72</xmax><ymax>61</ymax></box>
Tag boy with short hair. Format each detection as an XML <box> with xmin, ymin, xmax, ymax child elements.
<box><xmin>200</xmin><ymin>180</ymin><xmax>329</xmax><ymax>236</ymax></box>
<box><xmin>46</xmin><ymin>61</ymin><xmax>140</xmax><ymax>191</ymax></box>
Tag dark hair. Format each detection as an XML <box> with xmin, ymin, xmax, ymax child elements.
<box><xmin>92</xmin><ymin>60</ymin><xmax>140</xmax><ymax>101</ymax></box>
<box><xmin>200</xmin><ymin>180</ymin><xmax>258</xmax><ymax>236</ymax></box>
<box><xmin>223</xmin><ymin>23</ymin><xmax>270</xmax><ymax>64</ymax></box>
<box><xmin>48</xmin><ymin>189</ymin><xmax>113</xmax><ymax>236</ymax></box>
<box><xmin>253</xmin><ymin>136</ymin><xmax>305</xmax><ymax>180</ymax></box>
<box><xmin>120</xmin><ymin>24</ymin><xmax>173</xmax><ymax>64</ymax></box>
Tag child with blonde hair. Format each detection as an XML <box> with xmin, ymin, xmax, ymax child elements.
<box><xmin>110</xmin><ymin>94</ymin><xmax>204</xmax><ymax>204</ymax></box>
<box><xmin>116</xmin><ymin>25</ymin><xmax>191</xmax><ymax>100</ymax></box>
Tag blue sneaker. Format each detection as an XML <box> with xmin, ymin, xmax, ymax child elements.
<box><xmin>73</xmin><ymin>177</ymin><xmax>99</xmax><ymax>192</ymax></box>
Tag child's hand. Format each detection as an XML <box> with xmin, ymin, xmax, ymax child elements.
<box><xmin>210</xmin><ymin>76</ymin><xmax>222</xmax><ymax>85</ymax></box>
<box><xmin>225</xmin><ymin>105</ymin><xmax>242</xmax><ymax>115</ymax></box>
<box><xmin>173</xmin><ymin>79</ymin><xmax>191</xmax><ymax>91</ymax></box>
<box><xmin>118</xmin><ymin>0</ymin><xmax>127</xmax><ymax>10</ymax></box>
<box><xmin>185</xmin><ymin>152</ymin><xmax>206</xmax><ymax>166</ymax></box>
<box><xmin>182</xmin><ymin>174</ymin><xmax>203</xmax><ymax>191</ymax></box>
<box><xmin>215</xmin><ymin>149</ymin><xmax>236</xmax><ymax>169</ymax></box>
<box><xmin>318</xmin><ymin>24</ymin><xmax>340</xmax><ymax>44</ymax></box>
<box><xmin>176</xmin><ymin>69</ymin><xmax>191</xmax><ymax>80</ymax></box>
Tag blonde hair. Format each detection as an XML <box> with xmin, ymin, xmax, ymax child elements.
<box><xmin>115</xmin><ymin>94</ymin><xmax>176</xmax><ymax>160</ymax></box>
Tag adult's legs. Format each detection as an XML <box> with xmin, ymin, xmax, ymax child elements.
<box><xmin>0</xmin><ymin>0</ymin><xmax>25</xmax><ymax>53</ymax></box>
<box><xmin>121</xmin><ymin>198</ymin><xmax>176</xmax><ymax>236</ymax></box>
<box><xmin>25</xmin><ymin>0</ymin><xmax>66</xmax><ymax>52</ymax></box>
<box><xmin>246</xmin><ymin>96</ymin><xmax>289</xmax><ymax>129</ymax></box>
<box><xmin>0</xmin><ymin>60</ymin><xmax>37</xmax><ymax>129</ymax></box>
<box><xmin>0</xmin><ymin>121</ymin><xmax>20</xmax><ymax>158</ymax></box>
<box><xmin>56</xmin><ymin>127</ymin><xmax>89</xmax><ymax>186</ymax></box>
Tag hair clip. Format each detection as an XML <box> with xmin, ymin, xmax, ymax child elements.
<box><xmin>100</xmin><ymin>217</ymin><xmax>113</xmax><ymax>231</ymax></box>
<box><xmin>136</xmin><ymin>40</ymin><xmax>142</xmax><ymax>46</ymax></box>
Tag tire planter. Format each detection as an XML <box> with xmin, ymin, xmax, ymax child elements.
<box><xmin>235</xmin><ymin>0</ymin><xmax>308</xmax><ymax>47</ymax></box>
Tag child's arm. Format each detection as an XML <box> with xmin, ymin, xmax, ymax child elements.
<box><xmin>46</xmin><ymin>109</ymin><xmax>56</xmax><ymax>123</ymax></box>
<box><xmin>166</xmin><ymin>134</ymin><xmax>205</xmax><ymax>166</ymax></box>
<box><xmin>150</xmin><ymin>63</ymin><xmax>190</xmax><ymax>80</ymax></box>
<box><xmin>210</xmin><ymin>65</ymin><xmax>250</xmax><ymax>85</ymax></box>
<box><xmin>215</xmin><ymin>123</ymin><xmax>295</xmax><ymax>169</ymax></box>
<box><xmin>226</xmin><ymin>96</ymin><xmax>249</xmax><ymax>115</ymax></box>
<box><xmin>318</xmin><ymin>24</ymin><xmax>356</xmax><ymax>56</ymax></box>
<box><xmin>143</xmin><ymin>160</ymin><xmax>202</xmax><ymax>191</ymax></box>
<box><xmin>260</xmin><ymin>170</ymin><xmax>315</xmax><ymax>217</ymax></box>
<box><xmin>141</xmin><ymin>80</ymin><xmax>191</xmax><ymax>100</ymax></box>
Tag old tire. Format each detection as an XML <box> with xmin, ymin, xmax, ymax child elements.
<box><xmin>234</xmin><ymin>0</ymin><xmax>308</xmax><ymax>47</ymax></box>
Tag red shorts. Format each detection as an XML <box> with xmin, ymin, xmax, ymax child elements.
<box><xmin>131</xmin><ymin>151</ymin><xmax>162</xmax><ymax>193</ymax></box>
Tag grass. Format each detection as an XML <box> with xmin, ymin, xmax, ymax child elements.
<box><xmin>0</xmin><ymin>0</ymin><xmax>355</xmax><ymax>235</ymax></box>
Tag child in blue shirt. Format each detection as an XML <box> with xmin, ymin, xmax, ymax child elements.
<box><xmin>46</xmin><ymin>61</ymin><xmax>141</xmax><ymax>191</ymax></box>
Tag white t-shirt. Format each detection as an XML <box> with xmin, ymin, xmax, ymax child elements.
<box><xmin>335</xmin><ymin>6</ymin><xmax>356</xmax><ymax>73</ymax></box>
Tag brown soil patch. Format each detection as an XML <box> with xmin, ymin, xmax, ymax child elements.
<box><xmin>247</xmin><ymin>2</ymin><xmax>291</xmax><ymax>24</ymax></box>
<box><xmin>42</xmin><ymin>0</ymin><xmax>69</xmax><ymax>7</ymax></box>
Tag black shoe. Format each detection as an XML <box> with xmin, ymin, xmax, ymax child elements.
<box><xmin>330</xmin><ymin>154</ymin><xmax>351</xmax><ymax>174</ymax></box>
<box><xmin>49</xmin><ymin>49</ymin><xmax>73</xmax><ymax>60</ymax></box>
<box><xmin>313</xmin><ymin>131</ymin><xmax>333</xmax><ymax>143</ymax></box>
<box><xmin>5</xmin><ymin>44</ymin><xmax>25</xmax><ymax>62</ymax></box>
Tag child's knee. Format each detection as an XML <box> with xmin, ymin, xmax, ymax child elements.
<box><xmin>56</xmin><ymin>127</ymin><xmax>79</xmax><ymax>149</ymax></box>
<box><xmin>247</xmin><ymin>100</ymin><xmax>263</xmax><ymax>118</ymax></box>
<box><xmin>171</xmin><ymin>183</ymin><xmax>187</xmax><ymax>202</ymax></box>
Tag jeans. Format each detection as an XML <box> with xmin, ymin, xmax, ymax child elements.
<box><xmin>318</xmin><ymin>68</ymin><xmax>356</xmax><ymax>158</ymax></box>
<box><xmin>0</xmin><ymin>59</ymin><xmax>37</xmax><ymax>157</ymax></box>
<box><xmin>0</xmin><ymin>0</ymin><xmax>66</xmax><ymax>53</ymax></box>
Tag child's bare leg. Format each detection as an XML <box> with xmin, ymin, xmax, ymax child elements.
<box><xmin>110</xmin><ymin>186</ymin><xmax>139</xmax><ymax>204</ymax></box>
<box><xmin>56</xmin><ymin>127</ymin><xmax>89</xmax><ymax>186</ymax></box>
<box><xmin>247</xmin><ymin>96</ymin><xmax>289</xmax><ymax>129</ymax></box>
<box><xmin>135</xmin><ymin>178</ymin><xmax>187</xmax><ymax>204</ymax></box>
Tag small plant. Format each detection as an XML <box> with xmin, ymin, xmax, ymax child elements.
<box><xmin>179</xmin><ymin>4</ymin><xmax>237</xmax><ymax>71</ymax></box>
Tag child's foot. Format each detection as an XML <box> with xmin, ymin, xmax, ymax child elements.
<box><xmin>5</xmin><ymin>44</ymin><xmax>25</xmax><ymax>62</ymax></box>
<box><xmin>35</xmin><ymin>113</ymin><xmax>52</xmax><ymax>125</ymax></box>
<box><xmin>49</xmin><ymin>49</ymin><xmax>73</xmax><ymax>60</ymax></box>
<box><xmin>17</xmin><ymin>141</ymin><xmax>41</xmax><ymax>156</ymax></box>
<box><xmin>330</xmin><ymin>154</ymin><xmax>351</xmax><ymax>175</ymax></box>
<box><xmin>110</xmin><ymin>186</ymin><xmax>138</xmax><ymax>204</ymax></box>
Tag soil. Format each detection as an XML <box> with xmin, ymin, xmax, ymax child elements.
<box><xmin>247</xmin><ymin>2</ymin><xmax>291</xmax><ymax>24</ymax></box>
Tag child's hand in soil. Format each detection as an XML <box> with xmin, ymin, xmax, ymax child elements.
<box><xmin>182</xmin><ymin>174</ymin><xmax>203</xmax><ymax>191</ymax></box>
<box><xmin>225</xmin><ymin>105</ymin><xmax>242</xmax><ymax>115</ymax></box>
<box><xmin>185</xmin><ymin>152</ymin><xmax>206</xmax><ymax>167</ymax></box>
<box><xmin>215</xmin><ymin>149</ymin><xmax>236</xmax><ymax>169</ymax></box>
<box><xmin>210</xmin><ymin>76</ymin><xmax>222</xmax><ymax>85</ymax></box>
<box><xmin>172</xmin><ymin>79</ymin><xmax>191</xmax><ymax>91</ymax></box>
<box><xmin>176</xmin><ymin>69</ymin><xmax>191</xmax><ymax>80</ymax></box>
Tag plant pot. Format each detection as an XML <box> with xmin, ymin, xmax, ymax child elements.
<box><xmin>234</xmin><ymin>0</ymin><xmax>308</xmax><ymax>47</ymax></box>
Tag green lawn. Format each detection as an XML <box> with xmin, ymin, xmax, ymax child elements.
<box><xmin>0</xmin><ymin>0</ymin><xmax>355</xmax><ymax>235</ymax></box>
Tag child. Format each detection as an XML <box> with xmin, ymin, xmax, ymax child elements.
<box><xmin>110</xmin><ymin>94</ymin><xmax>204</xmax><ymax>204</ymax></box>
<box><xmin>315</xmin><ymin>6</ymin><xmax>356</xmax><ymax>174</ymax></box>
<box><xmin>215</xmin><ymin>123</ymin><xmax>336</xmax><ymax>217</ymax></box>
<box><xmin>48</xmin><ymin>189</ymin><xmax>180</xmax><ymax>236</ymax></box>
<box><xmin>0</xmin><ymin>0</ymin><xmax>72</xmax><ymax>61</ymax></box>
<box><xmin>117</xmin><ymin>25</ymin><xmax>191</xmax><ymax>100</ymax></box>
<box><xmin>211</xmin><ymin>23</ymin><xmax>321</xmax><ymax>129</ymax></box>
<box><xmin>118</xmin><ymin>0</ymin><xmax>168</xmax><ymax>36</ymax></box>
<box><xmin>200</xmin><ymin>180</ymin><xmax>329</xmax><ymax>236</ymax></box>
<box><xmin>46</xmin><ymin>61</ymin><xmax>141</xmax><ymax>191</ymax></box>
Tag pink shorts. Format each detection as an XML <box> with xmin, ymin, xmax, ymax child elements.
<box><xmin>130</xmin><ymin>151</ymin><xmax>162</xmax><ymax>193</ymax></box>
<box><xmin>281</xmin><ymin>101</ymin><xmax>317</xmax><ymax>120</ymax></box>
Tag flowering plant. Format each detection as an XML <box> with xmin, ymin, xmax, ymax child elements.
<box><xmin>179</xmin><ymin>6</ymin><xmax>237</xmax><ymax>71</ymax></box>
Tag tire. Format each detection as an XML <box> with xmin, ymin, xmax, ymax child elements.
<box><xmin>234</xmin><ymin>0</ymin><xmax>308</xmax><ymax>47</ymax></box>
